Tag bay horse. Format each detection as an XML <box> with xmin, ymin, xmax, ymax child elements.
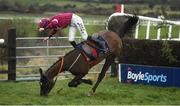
<box><xmin>39</xmin><ymin>16</ymin><xmax>139</xmax><ymax>96</ymax></box>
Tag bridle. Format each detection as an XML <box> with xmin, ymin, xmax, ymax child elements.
<box><xmin>39</xmin><ymin>56</ymin><xmax>64</xmax><ymax>96</ymax></box>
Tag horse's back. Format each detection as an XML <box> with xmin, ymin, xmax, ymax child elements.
<box><xmin>100</xmin><ymin>30</ymin><xmax>122</xmax><ymax>56</ymax></box>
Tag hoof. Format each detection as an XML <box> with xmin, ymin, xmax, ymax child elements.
<box><xmin>87</xmin><ymin>90</ymin><xmax>95</xmax><ymax>96</ymax></box>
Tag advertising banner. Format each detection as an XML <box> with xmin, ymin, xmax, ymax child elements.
<box><xmin>120</xmin><ymin>64</ymin><xmax>180</xmax><ymax>87</ymax></box>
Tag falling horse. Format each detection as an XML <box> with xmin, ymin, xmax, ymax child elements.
<box><xmin>39</xmin><ymin>15</ymin><xmax>139</xmax><ymax>96</ymax></box>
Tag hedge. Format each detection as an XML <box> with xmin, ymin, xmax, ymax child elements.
<box><xmin>118</xmin><ymin>38</ymin><xmax>180</xmax><ymax>67</ymax></box>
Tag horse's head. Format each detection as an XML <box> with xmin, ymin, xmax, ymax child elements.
<box><xmin>39</xmin><ymin>68</ymin><xmax>56</xmax><ymax>96</ymax></box>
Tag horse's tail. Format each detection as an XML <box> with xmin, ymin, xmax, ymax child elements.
<box><xmin>107</xmin><ymin>15</ymin><xmax>139</xmax><ymax>38</ymax></box>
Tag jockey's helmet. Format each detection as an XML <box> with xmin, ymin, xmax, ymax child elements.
<box><xmin>39</xmin><ymin>18</ymin><xmax>49</xmax><ymax>28</ymax></box>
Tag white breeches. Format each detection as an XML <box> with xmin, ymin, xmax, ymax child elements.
<box><xmin>68</xmin><ymin>14</ymin><xmax>88</xmax><ymax>42</ymax></box>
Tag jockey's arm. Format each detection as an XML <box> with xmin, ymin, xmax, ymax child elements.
<box><xmin>43</xmin><ymin>28</ymin><xmax>57</xmax><ymax>42</ymax></box>
<box><xmin>49</xmin><ymin>29</ymin><xmax>57</xmax><ymax>38</ymax></box>
<box><xmin>46</xmin><ymin>20</ymin><xmax>58</xmax><ymax>38</ymax></box>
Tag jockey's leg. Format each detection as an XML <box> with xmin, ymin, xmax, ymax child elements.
<box><xmin>72</xmin><ymin>14</ymin><xmax>88</xmax><ymax>41</ymax></box>
<box><xmin>70</xmin><ymin>41</ymin><xmax>77</xmax><ymax>48</ymax></box>
<box><xmin>68</xmin><ymin>26</ymin><xmax>77</xmax><ymax>48</ymax></box>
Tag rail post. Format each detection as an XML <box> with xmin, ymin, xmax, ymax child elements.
<box><xmin>8</xmin><ymin>28</ymin><xmax>16</xmax><ymax>81</ymax></box>
<box><xmin>110</xmin><ymin>60</ymin><xmax>119</xmax><ymax>77</ymax></box>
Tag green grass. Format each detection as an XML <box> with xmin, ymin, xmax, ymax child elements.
<box><xmin>0</xmin><ymin>78</ymin><xmax>180</xmax><ymax>105</ymax></box>
<box><xmin>138</xmin><ymin>25</ymin><xmax>180</xmax><ymax>39</ymax></box>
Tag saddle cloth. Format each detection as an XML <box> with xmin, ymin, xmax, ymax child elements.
<box><xmin>76</xmin><ymin>35</ymin><xmax>109</xmax><ymax>63</ymax></box>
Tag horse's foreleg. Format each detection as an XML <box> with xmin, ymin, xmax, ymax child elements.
<box><xmin>80</xmin><ymin>79</ymin><xmax>93</xmax><ymax>85</ymax></box>
<box><xmin>68</xmin><ymin>74</ymin><xmax>85</xmax><ymax>87</ymax></box>
<box><xmin>90</xmin><ymin>55</ymin><xmax>115</xmax><ymax>95</ymax></box>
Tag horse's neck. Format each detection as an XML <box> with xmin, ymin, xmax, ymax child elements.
<box><xmin>44</xmin><ymin>49</ymin><xmax>81</xmax><ymax>80</ymax></box>
<box><xmin>63</xmin><ymin>49</ymin><xmax>82</xmax><ymax>71</ymax></box>
<box><xmin>45</xmin><ymin>59</ymin><xmax>64</xmax><ymax>80</ymax></box>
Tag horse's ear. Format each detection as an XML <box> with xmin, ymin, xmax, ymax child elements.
<box><xmin>39</xmin><ymin>68</ymin><xmax>43</xmax><ymax>76</ymax></box>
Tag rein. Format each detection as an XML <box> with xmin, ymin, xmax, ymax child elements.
<box><xmin>57</xmin><ymin>57</ymin><xmax>64</xmax><ymax>75</ymax></box>
<box><xmin>54</xmin><ymin>57</ymin><xmax>64</xmax><ymax>82</ymax></box>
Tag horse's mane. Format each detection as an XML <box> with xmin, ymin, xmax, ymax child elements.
<box><xmin>45</xmin><ymin>57</ymin><xmax>61</xmax><ymax>74</ymax></box>
<box><xmin>108</xmin><ymin>15</ymin><xmax>139</xmax><ymax>38</ymax></box>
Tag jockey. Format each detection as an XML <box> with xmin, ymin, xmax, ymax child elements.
<box><xmin>38</xmin><ymin>12</ymin><xmax>88</xmax><ymax>48</ymax></box>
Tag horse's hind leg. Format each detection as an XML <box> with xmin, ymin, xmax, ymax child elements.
<box><xmin>68</xmin><ymin>74</ymin><xmax>85</xmax><ymax>87</ymax></box>
<box><xmin>90</xmin><ymin>55</ymin><xmax>115</xmax><ymax>95</ymax></box>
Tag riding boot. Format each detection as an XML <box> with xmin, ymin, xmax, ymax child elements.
<box><xmin>70</xmin><ymin>41</ymin><xmax>77</xmax><ymax>48</ymax></box>
<box><xmin>87</xmin><ymin>36</ymin><xmax>92</xmax><ymax>40</ymax></box>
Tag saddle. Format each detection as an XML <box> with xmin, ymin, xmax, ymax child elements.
<box><xmin>88</xmin><ymin>34</ymin><xmax>109</xmax><ymax>53</ymax></box>
<box><xmin>76</xmin><ymin>34</ymin><xmax>109</xmax><ymax>63</ymax></box>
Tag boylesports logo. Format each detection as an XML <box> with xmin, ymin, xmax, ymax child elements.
<box><xmin>127</xmin><ymin>67</ymin><xmax>167</xmax><ymax>83</ymax></box>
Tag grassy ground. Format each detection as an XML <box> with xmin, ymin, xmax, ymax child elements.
<box><xmin>0</xmin><ymin>77</ymin><xmax>180</xmax><ymax>105</ymax></box>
